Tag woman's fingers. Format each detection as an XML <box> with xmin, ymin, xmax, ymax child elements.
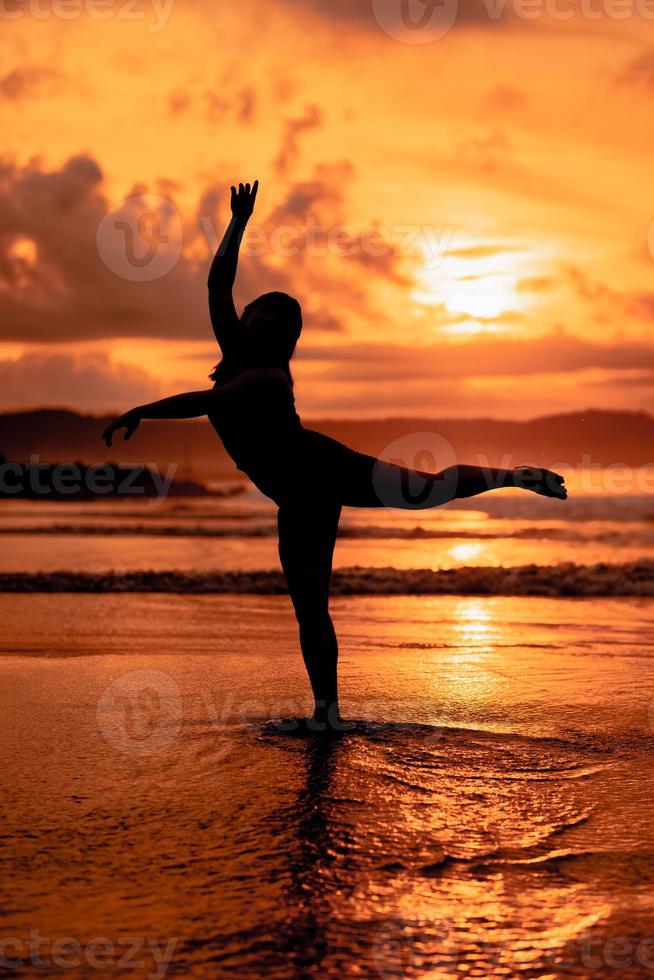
<box><xmin>234</xmin><ymin>181</ymin><xmax>259</xmax><ymax>198</ymax></box>
<box><xmin>230</xmin><ymin>180</ymin><xmax>259</xmax><ymax>216</ymax></box>
<box><xmin>102</xmin><ymin>415</ymin><xmax>139</xmax><ymax>448</ymax></box>
<box><xmin>540</xmin><ymin>470</ymin><xmax>567</xmax><ymax>499</ymax></box>
<box><xmin>102</xmin><ymin>423</ymin><xmax>115</xmax><ymax>448</ymax></box>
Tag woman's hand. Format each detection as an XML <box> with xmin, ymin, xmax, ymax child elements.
<box><xmin>102</xmin><ymin>409</ymin><xmax>142</xmax><ymax>449</ymax></box>
<box><xmin>230</xmin><ymin>180</ymin><xmax>259</xmax><ymax>222</ymax></box>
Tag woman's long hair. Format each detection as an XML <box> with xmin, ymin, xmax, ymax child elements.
<box><xmin>210</xmin><ymin>291</ymin><xmax>302</xmax><ymax>385</ymax></box>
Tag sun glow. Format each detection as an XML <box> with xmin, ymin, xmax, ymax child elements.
<box><xmin>449</xmin><ymin>543</ymin><xmax>486</xmax><ymax>563</ymax></box>
<box><xmin>443</xmin><ymin>275</ymin><xmax>520</xmax><ymax>320</ymax></box>
<box><xmin>415</xmin><ymin>266</ymin><xmax>523</xmax><ymax>324</ymax></box>
<box><xmin>412</xmin><ymin>240</ymin><xmax>542</xmax><ymax>335</ymax></box>
<box><xmin>453</xmin><ymin>599</ymin><xmax>496</xmax><ymax>648</ymax></box>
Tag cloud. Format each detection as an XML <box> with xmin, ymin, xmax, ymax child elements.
<box><xmin>277</xmin><ymin>0</ymin><xmax>519</xmax><ymax>32</ymax></box>
<box><xmin>235</xmin><ymin>86</ymin><xmax>257</xmax><ymax>124</ymax></box>
<box><xmin>267</xmin><ymin>160</ymin><xmax>408</xmax><ymax>285</ymax></box>
<box><xmin>268</xmin><ymin>160</ymin><xmax>354</xmax><ymax>226</ymax></box>
<box><xmin>0</xmin><ymin>66</ymin><xmax>63</xmax><ymax>100</ymax></box>
<box><xmin>455</xmin><ymin>128</ymin><xmax>515</xmax><ymax>175</ymax></box>
<box><xmin>617</xmin><ymin>50</ymin><xmax>654</xmax><ymax>90</ymax></box>
<box><xmin>274</xmin><ymin>105</ymin><xmax>323</xmax><ymax>176</ymax></box>
<box><xmin>0</xmin><ymin>351</ymin><xmax>162</xmax><ymax>412</ymax></box>
<box><xmin>586</xmin><ymin>371</ymin><xmax>654</xmax><ymax>387</ymax></box>
<box><xmin>567</xmin><ymin>266</ymin><xmax>654</xmax><ymax>323</ymax></box>
<box><xmin>485</xmin><ymin>86</ymin><xmax>527</xmax><ymax>112</ymax></box>
<box><xmin>446</xmin><ymin>244</ymin><xmax>523</xmax><ymax>259</ymax></box>
<box><xmin>517</xmin><ymin>276</ymin><xmax>554</xmax><ymax>293</ymax></box>
<box><xmin>167</xmin><ymin>81</ymin><xmax>257</xmax><ymax>124</ymax></box>
<box><xmin>167</xmin><ymin>88</ymin><xmax>192</xmax><ymax>116</ymax></box>
<box><xmin>0</xmin><ymin>153</ymin><xmax>408</xmax><ymax>347</ymax></box>
<box><xmin>264</xmin><ymin>160</ymin><xmax>413</xmax><ymax>315</ymax></box>
<box><xmin>6</xmin><ymin>151</ymin><xmax>598</xmax><ymax>369</ymax></box>
<box><xmin>298</xmin><ymin>333</ymin><xmax>654</xmax><ymax>381</ymax></box>
<box><xmin>0</xmin><ymin>154</ymin><xmax>210</xmax><ymax>343</ymax></box>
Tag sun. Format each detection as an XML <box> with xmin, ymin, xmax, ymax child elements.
<box><xmin>443</xmin><ymin>275</ymin><xmax>520</xmax><ymax>320</ymax></box>
<box><xmin>412</xmin><ymin>239</ymin><xmax>533</xmax><ymax>332</ymax></box>
<box><xmin>414</xmin><ymin>267</ymin><xmax>523</xmax><ymax>323</ymax></box>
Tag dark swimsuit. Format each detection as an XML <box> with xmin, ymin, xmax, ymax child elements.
<box><xmin>208</xmin><ymin>360</ymin><xmax>452</xmax><ymax>571</ymax></box>
<box><xmin>208</xmin><ymin>363</ymin><xmax>383</xmax><ymax>510</ymax></box>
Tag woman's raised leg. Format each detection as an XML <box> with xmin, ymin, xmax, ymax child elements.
<box><xmin>336</xmin><ymin>450</ymin><xmax>567</xmax><ymax>509</ymax></box>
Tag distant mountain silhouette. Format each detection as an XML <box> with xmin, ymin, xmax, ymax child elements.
<box><xmin>0</xmin><ymin>408</ymin><xmax>652</xmax><ymax>481</ymax></box>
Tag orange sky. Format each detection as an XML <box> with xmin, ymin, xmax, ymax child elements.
<box><xmin>2</xmin><ymin>0</ymin><xmax>654</xmax><ymax>418</ymax></box>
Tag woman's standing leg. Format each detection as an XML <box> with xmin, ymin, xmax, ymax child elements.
<box><xmin>277</xmin><ymin>498</ymin><xmax>343</xmax><ymax>730</ymax></box>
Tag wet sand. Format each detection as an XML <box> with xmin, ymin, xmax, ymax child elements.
<box><xmin>2</xmin><ymin>593</ymin><xmax>654</xmax><ymax>977</ymax></box>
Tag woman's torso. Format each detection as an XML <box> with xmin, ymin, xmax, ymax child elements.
<box><xmin>208</xmin><ymin>359</ymin><xmax>368</xmax><ymax>505</ymax></box>
<box><xmin>208</xmin><ymin>360</ymin><xmax>306</xmax><ymax>500</ymax></box>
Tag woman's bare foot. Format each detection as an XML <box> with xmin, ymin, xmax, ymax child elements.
<box><xmin>513</xmin><ymin>466</ymin><xmax>567</xmax><ymax>500</ymax></box>
<box><xmin>269</xmin><ymin>704</ymin><xmax>354</xmax><ymax>737</ymax></box>
<box><xmin>271</xmin><ymin>716</ymin><xmax>353</xmax><ymax>737</ymax></box>
<box><xmin>311</xmin><ymin>704</ymin><xmax>354</xmax><ymax>734</ymax></box>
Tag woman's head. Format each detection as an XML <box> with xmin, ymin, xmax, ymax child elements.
<box><xmin>241</xmin><ymin>292</ymin><xmax>302</xmax><ymax>368</ymax></box>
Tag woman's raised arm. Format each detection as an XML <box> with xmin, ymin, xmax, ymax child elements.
<box><xmin>207</xmin><ymin>180</ymin><xmax>259</xmax><ymax>358</ymax></box>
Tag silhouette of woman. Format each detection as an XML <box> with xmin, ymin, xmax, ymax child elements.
<box><xmin>103</xmin><ymin>180</ymin><xmax>567</xmax><ymax>733</ymax></box>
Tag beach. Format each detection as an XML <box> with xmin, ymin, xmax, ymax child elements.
<box><xmin>2</xmin><ymin>489</ymin><xmax>654</xmax><ymax>977</ymax></box>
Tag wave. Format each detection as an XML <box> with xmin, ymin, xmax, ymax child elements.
<box><xmin>0</xmin><ymin>522</ymin><xmax>650</xmax><ymax>543</ymax></box>
<box><xmin>2</xmin><ymin>559</ymin><xmax>653</xmax><ymax>596</ymax></box>
<box><xmin>0</xmin><ymin>523</ymin><xmax>278</xmax><ymax>538</ymax></box>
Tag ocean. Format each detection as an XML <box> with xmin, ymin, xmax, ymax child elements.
<box><xmin>1</xmin><ymin>486</ymin><xmax>654</xmax><ymax>977</ymax></box>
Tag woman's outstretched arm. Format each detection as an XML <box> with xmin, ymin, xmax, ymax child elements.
<box><xmin>207</xmin><ymin>180</ymin><xmax>258</xmax><ymax>358</ymax></box>
<box><xmin>101</xmin><ymin>367</ymin><xmax>286</xmax><ymax>448</ymax></box>
<box><xmin>102</xmin><ymin>390</ymin><xmax>216</xmax><ymax>447</ymax></box>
